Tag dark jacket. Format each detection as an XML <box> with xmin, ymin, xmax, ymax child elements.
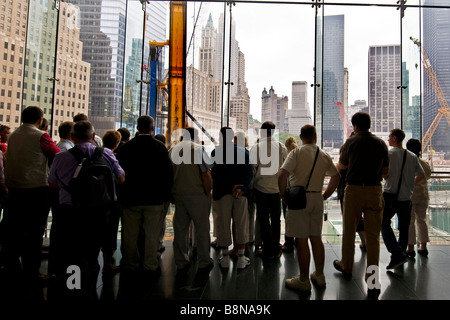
<box><xmin>211</xmin><ymin>142</ymin><xmax>253</xmax><ymax>201</ymax></box>
<box><xmin>116</xmin><ymin>134</ymin><xmax>173</xmax><ymax>206</ymax></box>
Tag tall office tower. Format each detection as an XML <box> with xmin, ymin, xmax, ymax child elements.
<box><xmin>423</xmin><ymin>1</ymin><xmax>450</xmax><ymax>152</ymax></box>
<box><xmin>368</xmin><ymin>44</ymin><xmax>401</xmax><ymax>133</ymax></box>
<box><xmin>217</xmin><ymin>13</ymin><xmax>239</xmax><ymax>96</ymax></box>
<box><xmin>410</xmin><ymin>95</ymin><xmax>421</xmax><ymax>140</ymax></box>
<box><xmin>261</xmin><ymin>86</ymin><xmax>288</xmax><ymax>131</ymax></box>
<box><xmin>230</xmin><ymin>50</ymin><xmax>250</xmax><ymax>131</ymax></box>
<box><xmin>200</xmin><ymin>14</ymin><xmax>217</xmax><ymax>77</ymax></box>
<box><xmin>286</xmin><ymin>81</ymin><xmax>312</xmax><ymax>135</ymax></box>
<box><xmin>0</xmin><ymin>0</ymin><xmax>28</xmax><ymax>131</ymax></box>
<box><xmin>67</xmin><ymin>0</ymin><xmax>127</xmax><ymax>136</ymax></box>
<box><xmin>401</xmin><ymin>61</ymin><xmax>412</xmax><ymax>136</ymax></box>
<box><xmin>322</xmin><ymin>15</ymin><xmax>345</xmax><ymax>148</ymax></box>
<box><xmin>51</xmin><ymin>2</ymin><xmax>91</xmax><ymax>140</ymax></box>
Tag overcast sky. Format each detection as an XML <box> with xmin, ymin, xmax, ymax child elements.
<box><xmin>184</xmin><ymin>2</ymin><xmax>413</xmax><ymax>122</ymax></box>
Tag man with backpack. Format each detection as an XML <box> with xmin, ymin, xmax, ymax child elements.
<box><xmin>48</xmin><ymin>120</ymin><xmax>125</xmax><ymax>299</ymax></box>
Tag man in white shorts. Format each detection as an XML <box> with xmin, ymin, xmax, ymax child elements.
<box><xmin>278</xmin><ymin>125</ymin><xmax>340</xmax><ymax>292</ymax></box>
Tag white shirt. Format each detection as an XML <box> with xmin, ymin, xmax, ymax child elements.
<box><xmin>249</xmin><ymin>136</ymin><xmax>287</xmax><ymax>194</ymax></box>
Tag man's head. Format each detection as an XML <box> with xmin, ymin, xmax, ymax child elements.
<box><xmin>72</xmin><ymin>120</ymin><xmax>94</xmax><ymax>142</ymax></box>
<box><xmin>137</xmin><ymin>115</ymin><xmax>154</xmax><ymax>135</ymax></box>
<box><xmin>351</xmin><ymin>112</ymin><xmax>371</xmax><ymax>132</ymax></box>
<box><xmin>388</xmin><ymin>128</ymin><xmax>405</xmax><ymax>147</ymax></box>
<box><xmin>0</xmin><ymin>125</ymin><xmax>11</xmax><ymax>143</ymax></box>
<box><xmin>73</xmin><ymin>113</ymin><xmax>88</xmax><ymax>123</ymax></box>
<box><xmin>406</xmin><ymin>138</ymin><xmax>421</xmax><ymax>157</ymax></box>
<box><xmin>219</xmin><ymin>126</ymin><xmax>234</xmax><ymax>144</ymax></box>
<box><xmin>260</xmin><ymin>121</ymin><xmax>276</xmax><ymax>137</ymax></box>
<box><xmin>300</xmin><ymin>124</ymin><xmax>317</xmax><ymax>144</ymax></box>
<box><xmin>22</xmin><ymin>106</ymin><xmax>44</xmax><ymax>126</ymax></box>
<box><xmin>58</xmin><ymin>121</ymin><xmax>74</xmax><ymax>140</ymax></box>
<box><xmin>117</xmin><ymin>127</ymin><xmax>131</xmax><ymax>142</ymax></box>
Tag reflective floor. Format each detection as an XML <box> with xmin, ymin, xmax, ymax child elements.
<box><xmin>3</xmin><ymin>240</ymin><xmax>450</xmax><ymax>303</ymax></box>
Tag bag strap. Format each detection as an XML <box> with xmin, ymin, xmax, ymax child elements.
<box><xmin>396</xmin><ymin>150</ymin><xmax>407</xmax><ymax>198</ymax></box>
<box><xmin>305</xmin><ymin>146</ymin><xmax>320</xmax><ymax>191</ymax></box>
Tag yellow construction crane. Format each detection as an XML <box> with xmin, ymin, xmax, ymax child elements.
<box><xmin>410</xmin><ymin>37</ymin><xmax>450</xmax><ymax>153</ymax></box>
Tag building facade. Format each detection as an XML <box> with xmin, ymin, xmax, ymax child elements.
<box><xmin>0</xmin><ymin>0</ymin><xmax>28</xmax><ymax>131</ymax></box>
<box><xmin>368</xmin><ymin>44</ymin><xmax>401</xmax><ymax>133</ymax></box>
<box><xmin>423</xmin><ymin>0</ymin><xmax>450</xmax><ymax>152</ymax></box>
<box><xmin>261</xmin><ymin>86</ymin><xmax>288</xmax><ymax>132</ymax></box>
<box><xmin>286</xmin><ymin>81</ymin><xmax>312</xmax><ymax>135</ymax></box>
<box><xmin>322</xmin><ymin>14</ymin><xmax>345</xmax><ymax>148</ymax></box>
<box><xmin>51</xmin><ymin>2</ymin><xmax>91</xmax><ymax>140</ymax></box>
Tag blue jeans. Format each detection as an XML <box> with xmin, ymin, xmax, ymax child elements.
<box><xmin>382</xmin><ymin>193</ymin><xmax>411</xmax><ymax>258</ymax></box>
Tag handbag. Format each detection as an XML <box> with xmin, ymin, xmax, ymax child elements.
<box><xmin>287</xmin><ymin>147</ymin><xmax>319</xmax><ymax>210</ymax></box>
<box><xmin>383</xmin><ymin>149</ymin><xmax>407</xmax><ymax>208</ymax></box>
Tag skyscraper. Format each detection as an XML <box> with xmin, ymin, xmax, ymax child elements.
<box><xmin>200</xmin><ymin>14</ymin><xmax>217</xmax><ymax>78</ymax></box>
<box><xmin>66</xmin><ymin>0</ymin><xmax>127</xmax><ymax>135</ymax></box>
<box><xmin>368</xmin><ymin>44</ymin><xmax>401</xmax><ymax>133</ymax></box>
<box><xmin>286</xmin><ymin>81</ymin><xmax>312</xmax><ymax>135</ymax></box>
<box><xmin>322</xmin><ymin>15</ymin><xmax>345</xmax><ymax>148</ymax></box>
<box><xmin>423</xmin><ymin>0</ymin><xmax>450</xmax><ymax>152</ymax></box>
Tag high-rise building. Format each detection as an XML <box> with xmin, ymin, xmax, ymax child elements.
<box><xmin>368</xmin><ymin>44</ymin><xmax>401</xmax><ymax>133</ymax></box>
<box><xmin>0</xmin><ymin>0</ymin><xmax>28</xmax><ymax>131</ymax></box>
<box><xmin>286</xmin><ymin>81</ymin><xmax>312</xmax><ymax>135</ymax></box>
<box><xmin>66</xmin><ymin>0</ymin><xmax>127</xmax><ymax>136</ymax></box>
<box><xmin>261</xmin><ymin>86</ymin><xmax>288</xmax><ymax>131</ymax></box>
<box><xmin>230</xmin><ymin>49</ymin><xmax>250</xmax><ymax>131</ymax></box>
<box><xmin>322</xmin><ymin>15</ymin><xmax>345</xmax><ymax>148</ymax></box>
<box><xmin>51</xmin><ymin>2</ymin><xmax>91</xmax><ymax>140</ymax></box>
<box><xmin>200</xmin><ymin>14</ymin><xmax>217</xmax><ymax>78</ymax></box>
<box><xmin>423</xmin><ymin>0</ymin><xmax>450</xmax><ymax>152</ymax></box>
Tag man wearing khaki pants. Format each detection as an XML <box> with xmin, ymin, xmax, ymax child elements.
<box><xmin>333</xmin><ymin>112</ymin><xmax>389</xmax><ymax>300</ymax></box>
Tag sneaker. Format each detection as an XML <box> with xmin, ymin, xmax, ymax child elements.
<box><xmin>386</xmin><ymin>254</ymin><xmax>407</xmax><ymax>269</ymax></box>
<box><xmin>310</xmin><ymin>271</ymin><xmax>326</xmax><ymax>288</ymax></box>
<box><xmin>237</xmin><ymin>255</ymin><xmax>250</xmax><ymax>269</ymax></box>
<box><xmin>285</xmin><ymin>275</ymin><xmax>311</xmax><ymax>292</ymax></box>
<box><xmin>219</xmin><ymin>254</ymin><xmax>230</xmax><ymax>269</ymax></box>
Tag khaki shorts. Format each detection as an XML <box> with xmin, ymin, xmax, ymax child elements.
<box><xmin>213</xmin><ymin>194</ymin><xmax>249</xmax><ymax>247</ymax></box>
<box><xmin>285</xmin><ymin>192</ymin><xmax>323</xmax><ymax>238</ymax></box>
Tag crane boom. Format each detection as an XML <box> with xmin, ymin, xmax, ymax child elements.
<box><xmin>410</xmin><ymin>37</ymin><xmax>450</xmax><ymax>153</ymax></box>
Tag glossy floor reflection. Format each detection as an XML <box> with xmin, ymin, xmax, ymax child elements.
<box><xmin>2</xmin><ymin>241</ymin><xmax>450</xmax><ymax>302</ymax></box>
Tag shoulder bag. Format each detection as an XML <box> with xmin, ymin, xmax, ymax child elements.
<box><xmin>286</xmin><ymin>146</ymin><xmax>319</xmax><ymax>210</ymax></box>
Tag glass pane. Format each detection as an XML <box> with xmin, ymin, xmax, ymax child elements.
<box><xmin>402</xmin><ymin>4</ymin><xmax>421</xmax><ymax>144</ymax></box>
<box><xmin>422</xmin><ymin>1</ymin><xmax>450</xmax><ymax>170</ymax></box>
<box><xmin>315</xmin><ymin>4</ymin><xmax>324</xmax><ymax>146</ymax></box>
<box><xmin>321</xmin><ymin>5</ymin><xmax>400</xmax><ymax>150</ymax></box>
<box><xmin>185</xmin><ymin>2</ymin><xmax>315</xmax><ymax>151</ymax></box>
<box><xmin>23</xmin><ymin>0</ymin><xmax>58</xmax><ymax>136</ymax></box>
<box><xmin>69</xmin><ymin>0</ymin><xmax>127</xmax><ymax>138</ymax></box>
<box><xmin>121</xmin><ymin>1</ymin><xmax>144</xmax><ymax>137</ymax></box>
<box><xmin>144</xmin><ymin>1</ymin><xmax>168</xmax><ymax>136</ymax></box>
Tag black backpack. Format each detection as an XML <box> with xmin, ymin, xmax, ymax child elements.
<box><xmin>66</xmin><ymin>146</ymin><xmax>117</xmax><ymax>210</ymax></box>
